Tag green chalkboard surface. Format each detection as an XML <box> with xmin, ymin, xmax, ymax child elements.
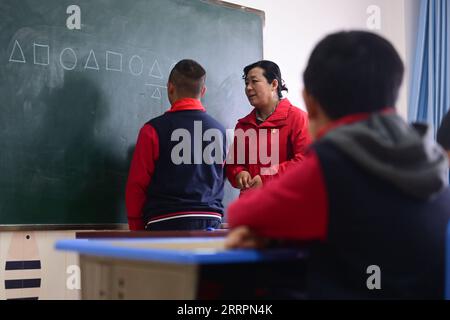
<box><xmin>0</xmin><ymin>0</ymin><xmax>263</xmax><ymax>227</ymax></box>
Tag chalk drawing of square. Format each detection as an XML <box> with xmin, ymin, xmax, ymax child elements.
<box><xmin>33</xmin><ymin>43</ymin><xmax>49</xmax><ymax>66</ymax></box>
<box><xmin>106</xmin><ymin>51</ymin><xmax>123</xmax><ymax>72</ymax></box>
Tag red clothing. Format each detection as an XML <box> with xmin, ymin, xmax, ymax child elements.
<box><xmin>227</xmin><ymin>111</ymin><xmax>450</xmax><ymax>299</ymax></box>
<box><xmin>227</xmin><ymin>110</ymin><xmax>395</xmax><ymax>240</ymax></box>
<box><xmin>228</xmin><ymin>150</ymin><xmax>328</xmax><ymax>240</ymax></box>
<box><xmin>226</xmin><ymin>99</ymin><xmax>311</xmax><ymax>188</ymax></box>
<box><xmin>125</xmin><ymin>98</ymin><xmax>206</xmax><ymax>231</ymax></box>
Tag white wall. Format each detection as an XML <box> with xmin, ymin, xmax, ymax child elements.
<box><xmin>228</xmin><ymin>0</ymin><xmax>412</xmax><ymax>119</ymax></box>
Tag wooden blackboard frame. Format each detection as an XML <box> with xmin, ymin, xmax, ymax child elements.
<box><xmin>204</xmin><ymin>0</ymin><xmax>266</xmax><ymax>25</ymax></box>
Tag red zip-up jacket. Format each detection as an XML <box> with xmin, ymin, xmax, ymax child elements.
<box><xmin>226</xmin><ymin>113</ymin><xmax>385</xmax><ymax>239</ymax></box>
<box><xmin>226</xmin><ymin>98</ymin><xmax>311</xmax><ymax>188</ymax></box>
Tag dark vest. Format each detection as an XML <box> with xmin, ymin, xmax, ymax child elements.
<box><xmin>143</xmin><ymin>110</ymin><xmax>225</xmax><ymax>222</ymax></box>
<box><xmin>308</xmin><ymin>141</ymin><xmax>450</xmax><ymax>299</ymax></box>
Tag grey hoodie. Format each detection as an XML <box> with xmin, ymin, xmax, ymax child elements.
<box><xmin>321</xmin><ymin>113</ymin><xmax>449</xmax><ymax>200</ymax></box>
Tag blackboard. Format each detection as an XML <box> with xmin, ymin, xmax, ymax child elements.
<box><xmin>0</xmin><ymin>0</ymin><xmax>263</xmax><ymax>227</ymax></box>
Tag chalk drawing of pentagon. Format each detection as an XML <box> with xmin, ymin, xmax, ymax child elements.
<box><xmin>9</xmin><ymin>40</ymin><xmax>26</xmax><ymax>63</ymax></box>
<box><xmin>33</xmin><ymin>43</ymin><xmax>50</xmax><ymax>66</ymax></box>
<box><xmin>129</xmin><ymin>55</ymin><xmax>143</xmax><ymax>76</ymax></box>
<box><xmin>149</xmin><ymin>59</ymin><xmax>163</xmax><ymax>79</ymax></box>
<box><xmin>84</xmin><ymin>50</ymin><xmax>99</xmax><ymax>70</ymax></box>
<box><xmin>106</xmin><ymin>51</ymin><xmax>123</xmax><ymax>72</ymax></box>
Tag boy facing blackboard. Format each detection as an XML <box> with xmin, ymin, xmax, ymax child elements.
<box><xmin>126</xmin><ymin>59</ymin><xmax>226</xmax><ymax>231</ymax></box>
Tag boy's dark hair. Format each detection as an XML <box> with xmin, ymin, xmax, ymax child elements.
<box><xmin>243</xmin><ymin>60</ymin><xmax>288</xmax><ymax>99</ymax></box>
<box><xmin>437</xmin><ymin>110</ymin><xmax>450</xmax><ymax>150</ymax></box>
<box><xmin>303</xmin><ymin>31</ymin><xmax>404</xmax><ymax>119</ymax></box>
<box><xmin>168</xmin><ymin>59</ymin><xmax>206</xmax><ymax>97</ymax></box>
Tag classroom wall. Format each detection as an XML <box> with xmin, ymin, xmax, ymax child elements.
<box><xmin>228</xmin><ymin>0</ymin><xmax>413</xmax><ymax>119</ymax></box>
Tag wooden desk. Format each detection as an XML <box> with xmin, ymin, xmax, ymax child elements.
<box><xmin>56</xmin><ymin>237</ymin><xmax>306</xmax><ymax>300</ymax></box>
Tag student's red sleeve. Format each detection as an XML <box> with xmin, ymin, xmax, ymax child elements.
<box><xmin>125</xmin><ymin>124</ymin><xmax>159</xmax><ymax>231</ymax></box>
<box><xmin>261</xmin><ymin>108</ymin><xmax>312</xmax><ymax>184</ymax></box>
<box><xmin>227</xmin><ymin>151</ymin><xmax>328</xmax><ymax>241</ymax></box>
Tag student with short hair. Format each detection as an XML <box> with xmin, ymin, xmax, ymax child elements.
<box><xmin>126</xmin><ymin>59</ymin><xmax>226</xmax><ymax>231</ymax></box>
<box><xmin>226</xmin><ymin>31</ymin><xmax>450</xmax><ymax>299</ymax></box>
<box><xmin>437</xmin><ymin>110</ymin><xmax>450</xmax><ymax>163</ymax></box>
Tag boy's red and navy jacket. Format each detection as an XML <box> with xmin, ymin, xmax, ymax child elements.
<box><xmin>228</xmin><ymin>110</ymin><xmax>450</xmax><ymax>299</ymax></box>
<box><xmin>225</xmin><ymin>98</ymin><xmax>311</xmax><ymax>187</ymax></box>
<box><xmin>126</xmin><ymin>98</ymin><xmax>225</xmax><ymax>231</ymax></box>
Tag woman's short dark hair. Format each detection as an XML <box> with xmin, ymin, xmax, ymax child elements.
<box><xmin>303</xmin><ymin>31</ymin><xmax>404</xmax><ymax>120</ymax></box>
<box><xmin>243</xmin><ymin>60</ymin><xmax>288</xmax><ymax>99</ymax></box>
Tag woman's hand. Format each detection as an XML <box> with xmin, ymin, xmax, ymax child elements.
<box><xmin>225</xmin><ymin>226</ymin><xmax>267</xmax><ymax>249</ymax></box>
<box><xmin>249</xmin><ymin>175</ymin><xmax>263</xmax><ymax>189</ymax></box>
<box><xmin>235</xmin><ymin>171</ymin><xmax>252</xmax><ymax>190</ymax></box>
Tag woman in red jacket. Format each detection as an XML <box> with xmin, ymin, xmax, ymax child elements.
<box><xmin>226</xmin><ymin>60</ymin><xmax>311</xmax><ymax>193</ymax></box>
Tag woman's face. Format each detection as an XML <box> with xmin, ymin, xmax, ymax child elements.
<box><xmin>244</xmin><ymin>67</ymin><xmax>278</xmax><ymax>109</ymax></box>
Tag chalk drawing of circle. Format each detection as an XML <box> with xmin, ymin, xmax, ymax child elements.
<box><xmin>60</xmin><ymin>48</ymin><xmax>78</xmax><ymax>71</ymax></box>
<box><xmin>129</xmin><ymin>55</ymin><xmax>144</xmax><ymax>76</ymax></box>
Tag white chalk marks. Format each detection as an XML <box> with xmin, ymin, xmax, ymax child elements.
<box><xmin>149</xmin><ymin>59</ymin><xmax>163</xmax><ymax>79</ymax></box>
<box><xmin>152</xmin><ymin>88</ymin><xmax>162</xmax><ymax>99</ymax></box>
<box><xmin>7</xmin><ymin>38</ymin><xmax>171</xmax><ymax>100</ymax></box>
<box><xmin>145</xmin><ymin>84</ymin><xmax>167</xmax><ymax>100</ymax></box>
<box><xmin>60</xmin><ymin>47</ymin><xmax>77</xmax><ymax>70</ymax></box>
<box><xmin>33</xmin><ymin>43</ymin><xmax>50</xmax><ymax>65</ymax></box>
<box><xmin>129</xmin><ymin>55</ymin><xmax>144</xmax><ymax>76</ymax></box>
<box><xmin>106</xmin><ymin>50</ymin><xmax>123</xmax><ymax>72</ymax></box>
<box><xmin>9</xmin><ymin>40</ymin><xmax>26</xmax><ymax>63</ymax></box>
<box><xmin>84</xmin><ymin>50</ymin><xmax>99</xmax><ymax>70</ymax></box>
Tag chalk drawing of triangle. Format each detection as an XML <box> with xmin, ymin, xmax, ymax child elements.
<box><xmin>9</xmin><ymin>40</ymin><xmax>26</xmax><ymax>63</ymax></box>
<box><xmin>85</xmin><ymin>50</ymin><xmax>100</xmax><ymax>70</ymax></box>
<box><xmin>149</xmin><ymin>60</ymin><xmax>163</xmax><ymax>79</ymax></box>
<box><xmin>151</xmin><ymin>88</ymin><xmax>162</xmax><ymax>99</ymax></box>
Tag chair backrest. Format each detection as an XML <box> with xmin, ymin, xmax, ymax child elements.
<box><xmin>446</xmin><ymin>221</ymin><xmax>450</xmax><ymax>300</ymax></box>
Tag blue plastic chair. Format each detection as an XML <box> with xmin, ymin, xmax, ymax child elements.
<box><xmin>446</xmin><ymin>221</ymin><xmax>450</xmax><ymax>300</ymax></box>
